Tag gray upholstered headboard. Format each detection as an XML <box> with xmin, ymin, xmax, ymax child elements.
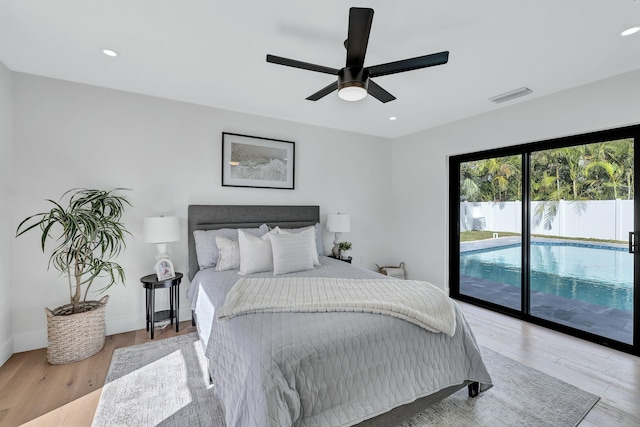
<box><xmin>187</xmin><ymin>205</ymin><xmax>320</xmax><ymax>280</ymax></box>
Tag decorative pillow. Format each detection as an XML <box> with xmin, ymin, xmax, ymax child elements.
<box><xmin>270</xmin><ymin>232</ymin><xmax>315</xmax><ymax>275</ymax></box>
<box><xmin>275</xmin><ymin>226</ymin><xmax>320</xmax><ymax>266</ymax></box>
<box><xmin>238</xmin><ymin>229</ymin><xmax>276</xmax><ymax>275</ymax></box>
<box><xmin>275</xmin><ymin>224</ymin><xmax>324</xmax><ymax>261</ymax></box>
<box><xmin>193</xmin><ymin>224</ymin><xmax>269</xmax><ymax>269</ymax></box>
<box><xmin>214</xmin><ymin>236</ymin><xmax>240</xmax><ymax>271</ymax></box>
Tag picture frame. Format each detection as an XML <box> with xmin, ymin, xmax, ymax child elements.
<box><xmin>155</xmin><ymin>258</ymin><xmax>175</xmax><ymax>281</ymax></box>
<box><xmin>222</xmin><ymin>132</ymin><xmax>295</xmax><ymax>189</ymax></box>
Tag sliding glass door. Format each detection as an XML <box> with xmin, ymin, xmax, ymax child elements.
<box><xmin>458</xmin><ymin>155</ymin><xmax>522</xmax><ymax>311</ymax></box>
<box><xmin>529</xmin><ymin>140</ymin><xmax>634</xmax><ymax>344</ymax></box>
<box><xmin>450</xmin><ymin>125</ymin><xmax>639</xmax><ymax>355</ymax></box>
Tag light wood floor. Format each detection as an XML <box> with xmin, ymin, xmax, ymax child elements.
<box><xmin>0</xmin><ymin>321</ymin><xmax>196</xmax><ymax>427</ymax></box>
<box><xmin>0</xmin><ymin>304</ymin><xmax>638</xmax><ymax>426</ymax></box>
<box><xmin>460</xmin><ymin>302</ymin><xmax>640</xmax><ymax>426</ymax></box>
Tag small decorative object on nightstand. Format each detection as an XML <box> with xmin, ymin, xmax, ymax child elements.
<box><xmin>140</xmin><ymin>272</ymin><xmax>183</xmax><ymax>339</ymax></box>
<box><xmin>339</xmin><ymin>241</ymin><xmax>352</xmax><ymax>260</ymax></box>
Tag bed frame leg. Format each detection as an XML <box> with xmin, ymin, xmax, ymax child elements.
<box><xmin>468</xmin><ymin>382</ymin><xmax>480</xmax><ymax>398</ymax></box>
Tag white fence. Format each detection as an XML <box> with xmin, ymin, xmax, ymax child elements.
<box><xmin>460</xmin><ymin>200</ymin><xmax>633</xmax><ymax>241</ymax></box>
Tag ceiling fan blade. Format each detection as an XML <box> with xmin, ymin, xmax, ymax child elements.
<box><xmin>346</xmin><ymin>8</ymin><xmax>374</xmax><ymax>68</ymax></box>
<box><xmin>368</xmin><ymin>51</ymin><xmax>449</xmax><ymax>78</ymax></box>
<box><xmin>367</xmin><ymin>80</ymin><xmax>396</xmax><ymax>103</ymax></box>
<box><xmin>306</xmin><ymin>81</ymin><xmax>339</xmax><ymax>101</ymax></box>
<box><xmin>266</xmin><ymin>54</ymin><xmax>339</xmax><ymax>75</ymax></box>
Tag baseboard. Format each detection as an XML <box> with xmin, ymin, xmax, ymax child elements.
<box><xmin>13</xmin><ymin>307</ymin><xmax>194</xmax><ymax>352</ymax></box>
<box><xmin>0</xmin><ymin>336</ymin><xmax>14</xmax><ymax>367</ymax></box>
<box><xmin>106</xmin><ymin>307</ymin><xmax>192</xmax><ymax>336</ymax></box>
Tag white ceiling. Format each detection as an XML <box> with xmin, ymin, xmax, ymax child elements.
<box><xmin>1</xmin><ymin>1</ymin><xmax>640</xmax><ymax>139</ymax></box>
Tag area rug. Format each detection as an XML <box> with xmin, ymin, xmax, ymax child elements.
<box><xmin>92</xmin><ymin>333</ymin><xmax>599</xmax><ymax>427</ymax></box>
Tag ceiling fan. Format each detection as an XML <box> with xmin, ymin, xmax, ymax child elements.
<box><xmin>266</xmin><ymin>7</ymin><xmax>449</xmax><ymax>103</ymax></box>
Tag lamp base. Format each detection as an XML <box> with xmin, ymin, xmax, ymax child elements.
<box><xmin>332</xmin><ymin>243</ymin><xmax>341</xmax><ymax>258</ymax></box>
<box><xmin>155</xmin><ymin>243</ymin><xmax>170</xmax><ymax>260</ymax></box>
<box><xmin>331</xmin><ymin>234</ymin><xmax>341</xmax><ymax>258</ymax></box>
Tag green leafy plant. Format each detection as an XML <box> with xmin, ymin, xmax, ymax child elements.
<box><xmin>339</xmin><ymin>241</ymin><xmax>352</xmax><ymax>252</ymax></box>
<box><xmin>16</xmin><ymin>188</ymin><xmax>131</xmax><ymax>314</ymax></box>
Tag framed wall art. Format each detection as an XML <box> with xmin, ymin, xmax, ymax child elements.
<box><xmin>222</xmin><ymin>132</ymin><xmax>295</xmax><ymax>189</ymax></box>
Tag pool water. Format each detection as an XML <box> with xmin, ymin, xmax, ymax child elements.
<box><xmin>460</xmin><ymin>243</ymin><xmax>634</xmax><ymax>311</ymax></box>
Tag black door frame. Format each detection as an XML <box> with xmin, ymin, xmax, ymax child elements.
<box><xmin>449</xmin><ymin>124</ymin><xmax>640</xmax><ymax>356</ymax></box>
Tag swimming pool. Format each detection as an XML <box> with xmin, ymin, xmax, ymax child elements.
<box><xmin>460</xmin><ymin>242</ymin><xmax>634</xmax><ymax>311</ymax></box>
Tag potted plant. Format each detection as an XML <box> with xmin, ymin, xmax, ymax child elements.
<box><xmin>339</xmin><ymin>241</ymin><xmax>352</xmax><ymax>260</ymax></box>
<box><xmin>16</xmin><ymin>188</ymin><xmax>131</xmax><ymax>364</ymax></box>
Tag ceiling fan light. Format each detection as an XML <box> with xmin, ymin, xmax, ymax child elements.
<box><xmin>338</xmin><ymin>84</ymin><xmax>367</xmax><ymax>101</ymax></box>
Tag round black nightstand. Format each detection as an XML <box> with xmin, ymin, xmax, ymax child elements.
<box><xmin>328</xmin><ymin>255</ymin><xmax>352</xmax><ymax>264</ymax></box>
<box><xmin>140</xmin><ymin>272</ymin><xmax>183</xmax><ymax>339</ymax></box>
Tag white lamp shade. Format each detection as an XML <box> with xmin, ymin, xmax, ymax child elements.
<box><xmin>326</xmin><ymin>213</ymin><xmax>351</xmax><ymax>233</ymax></box>
<box><xmin>143</xmin><ymin>216</ymin><xmax>181</xmax><ymax>243</ymax></box>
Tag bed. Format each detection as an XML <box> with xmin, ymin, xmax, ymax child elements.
<box><xmin>187</xmin><ymin>205</ymin><xmax>492</xmax><ymax>427</ymax></box>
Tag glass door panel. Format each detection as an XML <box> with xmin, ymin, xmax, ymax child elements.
<box><xmin>459</xmin><ymin>155</ymin><xmax>522</xmax><ymax>311</ymax></box>
<box><xmin>529</xmin><ymin>139</ymin><xmax>634</xmax><ymax>344</ymax></box>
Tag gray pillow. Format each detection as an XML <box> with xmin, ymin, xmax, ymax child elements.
<box><xmin>193</xmin><ymin>224</ymin><xmax>269</xmax><ymax>270</ymax></box>
<box><xmin>214</xmin><ymin>236</ymin><xmax>240</xmax><ymax>271</ymax></box>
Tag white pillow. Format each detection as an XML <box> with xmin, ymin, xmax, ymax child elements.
<box><xmin>215</xmin><ymin>236</ymin><xmax>240</xmax><ymax>271</ymax></box>
<box><xmin>270</xmin><ymin>232</ymin><xmax>315</xmax><ymax>275</ymax></box>
<box><xmin>238</xmin><ymin>229</ymin><xmax>275</xmax><ymax>275</ymax></box>
<box><xmin>193</xmin><ymin>224</ymin><xmax>269</xmax><ymax>269</ymax></box>
<box><xmin>275</xmin><ymin>225</ymin><xmax>320</xmax><ymax>266</ymax></box>
<box><xmin>275</xmin><ymin>223</ymin><xmax>324</xmax><ymax>257</ymax></box>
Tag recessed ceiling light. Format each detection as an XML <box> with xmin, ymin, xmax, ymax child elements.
<box><xmin>102</xmin><ymin>49</ymin><xmax>118</xmax><ymax>57</ymax></box>
<box><xmin>621</xmin><ymin>26</ymin><xmax>640</xmax><ymax>36</ymax></box>
<box><xmin>389</xmin><ymin>116</ymin><xmax>397</xmax><ymax>121</ymax></box>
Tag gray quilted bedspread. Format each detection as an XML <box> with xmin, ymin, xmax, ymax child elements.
<box><xmin>187</xmin><ymin>257</ymin><xmax>492</xmax><ymax>427</ymax></box>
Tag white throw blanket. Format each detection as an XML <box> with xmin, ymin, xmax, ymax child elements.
<box><xmin>217</xmin><ymin>277</ymin><xmax>456</xmax><ymax>336</ymax></box>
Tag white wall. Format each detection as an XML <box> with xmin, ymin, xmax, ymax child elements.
<box><xmin>11</xmin><ymin>73</ymin><xmax>392</xmax><ymax>352</ymax></box>
<box><xmin>391</xmin><ymin>69</ymin><xmax>640</xmax><ymax>290</ymax></box>
<box><xmin>0</xmin><ymin>61</ymin><xmax>13</xmax><ymax>365</ymax></box>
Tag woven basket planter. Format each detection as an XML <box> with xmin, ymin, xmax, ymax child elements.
<box><xmin>375</xmin><ymin>262</ymin><xmax>406</xmax><ymax>280</ymax></box>
<box><xmin>45</xmin><ymin>295</ymin><xmax>109</xmax><ymax>365</ymax></box>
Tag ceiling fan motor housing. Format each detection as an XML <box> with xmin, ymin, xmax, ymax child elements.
<box><xmin>338</xmin><ymin>67</ymin><xmax>369</xmax><ymax>91</ymax></box>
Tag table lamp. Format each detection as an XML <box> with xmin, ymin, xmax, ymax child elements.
<box><xmin>326</xmin><ymin>213</ymin><xmax>351</xmax><ymax>258</ymax></box>
<box><xmin>142</xmin><ymin>216</ymin><xmax>180</xmax><ymax>261</ymax></box>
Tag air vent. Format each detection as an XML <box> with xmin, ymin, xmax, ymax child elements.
<box><xmin>489</xmin><ymin>87</ymin><xmax>533</xmax><ymax>104</ymax></box>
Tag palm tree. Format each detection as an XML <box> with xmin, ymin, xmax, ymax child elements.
<box><xmin>460</xmin><ymin>161</ymin><xmax>482</xmax><ymax>202</ymax></box>
<box><xmin>585</xmin><ymin>160</ymin><xmax>624</xmax><ymax>199</ymax></box>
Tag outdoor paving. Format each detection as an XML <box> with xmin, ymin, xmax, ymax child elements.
<box><xmin>459</xmin><ymin>236</ymin><xmax>633</xmax><ymax>345</ymax></box>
